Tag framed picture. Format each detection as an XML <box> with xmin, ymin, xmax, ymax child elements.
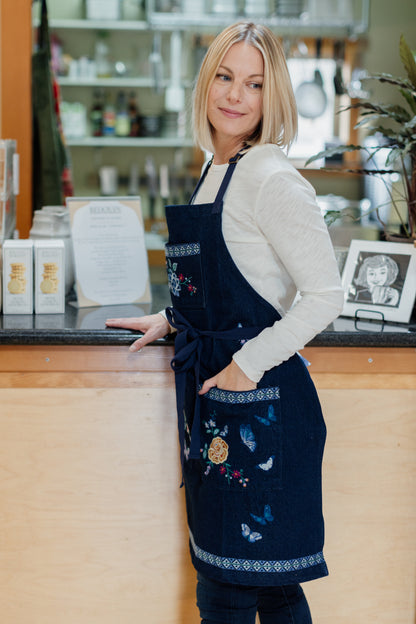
<box><xmin>341</xmin><ymin>239</ymin><xmax>416</xmax><ymax>323</ymax></box>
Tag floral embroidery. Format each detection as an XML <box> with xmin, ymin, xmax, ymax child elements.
<box><xmin>166</xmin><ymin>258</ymin><xmax>197</xmax><ymax>297</ymax></box>
<box><xmin>208</xmin><ymin>437</ymin><xmax>229</xmax><ymax>464</ymax></box>
<box><xmin>202</xmin><ymin>412</ymin><xmax>249</xmax><ymax>487</ymax></box>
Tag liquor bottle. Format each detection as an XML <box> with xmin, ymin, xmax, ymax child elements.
<box><xmin>90</xmin><ymin>89</ymin><xmax>104</xmax><ymax>137</ymax></box>
<box><xmin>128</xmin><ymin>91</ymin><xmax>141</xmax><ymax>137</ymax></box>
<box><xmin>102</xmin><ymin>93</ymin><xmax>116</xmax><ymax>137</ymax></box>
<box><xmin>115</xmin><ymin>91</ymin><xmax>130</xmax><ymax>137</ymax></box>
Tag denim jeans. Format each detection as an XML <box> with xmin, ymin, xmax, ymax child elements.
<box><xmin>196</xmin><ymin>573</ymin><xmax>313</xmax><ymax>624</ymax></box>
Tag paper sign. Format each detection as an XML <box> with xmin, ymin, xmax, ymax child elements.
<box><xmin>67</xmin><ymin>196</ymin><xmax>151</xmax><ymax>307</ymax></box>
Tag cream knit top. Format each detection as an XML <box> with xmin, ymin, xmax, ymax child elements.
<box><xmin>191</xmin><ymin>143</ymin><xmax>344</xmax><ymax>382</ymax></box>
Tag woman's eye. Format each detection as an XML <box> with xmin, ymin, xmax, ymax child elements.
<box><xmin>217</xmin><ymin>73</ymin><xmax>231</xmax><ymax>82</ymax></box>
<box><xmin>248</xmin><ymin>82</ymin><xmax>263</xmax><ymax>90</ymax></box>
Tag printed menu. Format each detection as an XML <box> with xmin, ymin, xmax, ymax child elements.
<box><xmin>67</xmin><ymin>196</ymin><xmax>151</xmax><ymax>307</ymax></box>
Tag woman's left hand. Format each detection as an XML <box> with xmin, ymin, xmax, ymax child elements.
<box><xmin>199</xmin><ymin>359</ymin><xmax>257</xmax><ymax>395</ymax></box>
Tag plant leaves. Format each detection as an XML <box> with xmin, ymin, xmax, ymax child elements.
<box><xmin>304</xmin><ymin>144</ymin><xmax>361</xmax><ymax>166</ymax></box>
<box><xmin>400</xmin><ymin>34</ymin><xmax>416</xmax><ymax>89</ymax></box>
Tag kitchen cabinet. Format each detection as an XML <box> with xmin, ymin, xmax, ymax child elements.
<box><xmin>0</xmin><ymin>338</ymin><xmax>414</xmax><ymax>624</ymax></box>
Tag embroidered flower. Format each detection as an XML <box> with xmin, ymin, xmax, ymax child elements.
<box><xmin>168</xmin><ymin>271</ymin><xmax>181</xmax><ymax>296</ymax></box>
<box><xmin>166</xmin><ymin>258</ymin><xmax>197</xmax><ymax>297</ymax></box>
<box><xmin>208</xmin><ymin>437</ymin><xmax>229</xmax><ymax>464</ymax></box>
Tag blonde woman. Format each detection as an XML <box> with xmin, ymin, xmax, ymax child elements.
<box><xmin>107</xmin><ymin>22</ymin><xmax>343</xmax><ymax>623</ymax></box>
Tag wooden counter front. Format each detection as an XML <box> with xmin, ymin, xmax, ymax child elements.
<box><xmin>0</xmin><ymin>344</ymin><xmax>414</xmax><ymax>624</ymax></box>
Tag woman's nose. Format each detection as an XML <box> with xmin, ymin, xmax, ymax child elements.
<box><xmin>227</xmin><ymin>81</ymin><xmax>242</xmax><ymax>103</ymax></box>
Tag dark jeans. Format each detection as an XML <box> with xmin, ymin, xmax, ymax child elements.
<box><xmin>196</xmin><ymin>573</ymin><xmax>313</xmax><ymax>624</ymax></box>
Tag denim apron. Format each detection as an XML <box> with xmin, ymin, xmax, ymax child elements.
<box><xmin>164</xmin><ymin>153</ymin><xmax>328</xmax><ymax>586</ymax></box>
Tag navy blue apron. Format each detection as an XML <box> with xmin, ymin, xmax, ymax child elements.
<box><xmin>164</xmin><ymin>153</ymin><xmax>328</xmax><ymax>586</ymax></box>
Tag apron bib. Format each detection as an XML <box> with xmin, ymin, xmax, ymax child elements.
<box><xmin>165</xmin><ymin>153</ymin><xmax>328</xmax><ymax>586</ymax></box>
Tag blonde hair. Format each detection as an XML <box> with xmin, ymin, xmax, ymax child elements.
<box><xmin>192</xmin><ymin>21</ymin><xmax>298</xmax><ymax>153</ymax></box>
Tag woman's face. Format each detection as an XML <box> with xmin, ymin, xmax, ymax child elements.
<box><xmin>367</xmin><ymin>265</ymin><xmax>389</xmax><ymax>288</ymax></box>
<box><xmin>207</xmin><ymin>42</ymin><xmax>264</xmax><ymax>148</ymax></box>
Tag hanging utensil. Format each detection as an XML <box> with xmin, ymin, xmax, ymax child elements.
<box><xmin>149</xmin><ymin>32</ymin><xmax>163</xmax><ymax>95</ymax></box>
<box><xmin>333</xmin><ymin>40</ymin><xmax>346</xmax><ymax>96</ymax></box>
<box><xmin>295</xmin><ymin>38</ymin><xmax>327</xmax><ymax>120</ymax></box>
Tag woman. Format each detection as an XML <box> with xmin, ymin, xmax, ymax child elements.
<box><xmin>353</xmin><ymin>254</ymin><xmax>400</xmax><ymax>306</ymax></box>
<box><xmin>107</xmin><ymin>22</ymin><xmax>344</xmax><ymax>624</ymax></box>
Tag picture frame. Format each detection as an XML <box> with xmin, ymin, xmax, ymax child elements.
<box><xmin>341</xmin><ymin>239</ymin><xmax>416</xmax><ymax>324</ymax></box>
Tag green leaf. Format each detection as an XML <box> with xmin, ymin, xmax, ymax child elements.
<box><xmin>400</xmin><ymin>88</ymin><xmax>416</xmax><ymax>114</ymax></box>
<box><xmin>400</xmin><ymin>34</ymin><xmax>416</xmax><ymax>89</ymax></box>
<box><xmin>304</xmin><ymin>144</ymin><xmax>361</xmax><ymax>166</ymax></box>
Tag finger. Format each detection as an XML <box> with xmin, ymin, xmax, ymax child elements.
<box><xmin>199</xmin><ymin>377</ymin><xmax>217</xmax><ymax>395</ymax></box>
<box><xmin>128</xmin><ymin>328</ymin><xmax>160</xmax><ymax>352</ymax></box>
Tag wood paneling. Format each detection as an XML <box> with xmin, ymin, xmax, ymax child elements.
<box><xmin>0</xmin><ymin>345</ymin><xmax>414</xmax><ymax>623</ymax></box>
<box><xmin>0</xmin><ymin>0</ymin><xmax>33</xmax><ymax>237</ymax></box>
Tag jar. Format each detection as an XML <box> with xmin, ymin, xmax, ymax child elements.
<box><xmin>29</xmin><ymin>207</ymin><xmax>75</xmax><ymax>295</ymax></box>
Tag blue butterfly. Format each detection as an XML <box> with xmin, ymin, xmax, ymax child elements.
<box><xmin>250</xmin><ymin>504</ymin><xmax>274</xmax><ymax>526</ymax></box>
<box><xmin>241</xmin><ymin>523</ymin><xmax>262</xmax><ymax>542</ymax></box>
<box><xmin>256</xmin><ymin>455</ymin><xmax>274</xmax><ymax>471</ymax></box>
<box><xmin>240</xmin><ymin>424</ymin><xmax>256</xmax><ymax>452</ymax></box>
<box><xmin>254</xmin><ymin>404</ymin><xmax>276</xmax><ymax>426</ymax></box>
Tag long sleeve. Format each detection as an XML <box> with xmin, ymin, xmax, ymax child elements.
<box><xmin>232</xmin><ymin>165</ymin><xmax>344</xmax><ymax>382</ymax></box>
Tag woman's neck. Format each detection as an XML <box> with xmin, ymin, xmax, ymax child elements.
<box><xmin>212</xmin><ymin>137</ymin><xmax>245</xmax><ymax>165</ymax></box>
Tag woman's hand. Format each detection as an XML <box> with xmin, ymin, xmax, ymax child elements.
<box><xmin>105</xmin><ymin>313</ymin><xmax>171</xmax><ymax>352</ymax></box>
<box><xmin>199</xmin><ymin>359</ymin><xmax>257</xmax><ymax>395</ymax></box>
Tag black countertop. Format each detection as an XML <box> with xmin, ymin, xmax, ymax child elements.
<box><xmin>0</xmin><ymin>284</ymin><xmax>415</xmax><ymax>347</ymax></box>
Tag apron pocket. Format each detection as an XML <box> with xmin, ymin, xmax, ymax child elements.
<box><xmin>199</xmin><ymin>386</ymin><xmax>282</xmax><ymax>492</ymax></box>
<box><xmin>165</xmin><ymin>242</ymin><xmax>205</xmax><ymax>308</ymax></box>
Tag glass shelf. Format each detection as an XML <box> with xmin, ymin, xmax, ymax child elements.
<box><xmin>48</xmin><ymin>18</ymin><xmax>148</xmax><ymax>31</ymax></box>
<box><xmin>66</xmin><ymin>136</ymin><xmax>194</xmax><ymax>147</ymax></box>
<box><xmin>57</xmin><ymin>77</ymin><xmax>192</xmax><ymax>89</ymax></box>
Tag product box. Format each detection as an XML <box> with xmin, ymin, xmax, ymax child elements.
<box><xmin>34</xmin><ymin>239</ymin><xmax>65</xmax><ymax>314</ymax></box>
<box><xmin>86</xmin><ymin>0</ymin><xmax>120</xmax><ymax>20</ymax></box>
<box><xmin>2</xmin><ymin>239</ymin><xmax>33</xmax><ymax>314</ymax></box>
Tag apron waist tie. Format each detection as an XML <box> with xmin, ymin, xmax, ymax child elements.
<box><xmin>165</xmin><ymin>307</ymin><xmax>263</xmax><ymax>480</ymax></box>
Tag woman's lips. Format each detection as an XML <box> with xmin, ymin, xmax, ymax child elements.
<box><xmin>219</xmin><ymin>107</ymin><xmax>244</xmax><ymax>118</ymax></box>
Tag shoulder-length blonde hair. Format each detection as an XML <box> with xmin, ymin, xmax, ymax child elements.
<box><xmin>192</xmin><ymin>21</ymin><xmax>298</xmax><ymax>153</ymax></box>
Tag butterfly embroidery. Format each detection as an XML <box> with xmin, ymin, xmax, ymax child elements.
<box><xmin>241</xmin><ymin>523</ymin><xmax>262</xmax><ymax>542</ymax></box>
<box><xmin>254</xmin><ymin>404</ymin><xmax>276</xmax><ymax>426</ymax></box>
<box><xmin>240</xmin><ymin>424</ymin><xmax>256</xmax><ymax>452</ymax></box>
<box><xmin>250</xmin><ymin>504</ymin><xmax>274</xmax><ymax>526</ymax></box>
<box><xmin>256</xmin><ymin>455</ymin><xmax>274</xmax><ymax>471</ymax></box>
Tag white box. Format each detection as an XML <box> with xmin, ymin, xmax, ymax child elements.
<box><xmin>2</xmin><ymin>239</ymin><xmax>33</xmax><ymax>314</ymax></box>
<box><xmin>86</xmin><ymin>0</ymin><xmax>120</xmax><ymax>20</ymax></box>
<box><xmin>34</xmin><ymin>240</ymin><xmax>65</xmax><ymax>314</ymax></box>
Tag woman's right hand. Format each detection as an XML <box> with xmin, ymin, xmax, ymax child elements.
<box><xmin>105</xmin><ymin>313</ymin><xmax>171</xmax><ymax>352</ymax></box>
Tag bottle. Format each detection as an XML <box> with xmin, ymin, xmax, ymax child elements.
<box><xmin>102</xmin><ymin>93</ymin><xmax>116</xmax><ymax>136</ymax></box>
<box><xmin>115</xmin><ymin>91</ymin><xmax>130</xmax><ymax>137</ymax></box>
<box><xmin>90</xmin><ymin>89</ymin><xmax>104</xmax><ymax>137</ymax></box>
<box><xmin>95</xmin><ymin>32</ymin><xmax>111</xmax><ymax>78</ymax></box>
<box><xmin>128</xmin><ymin>91</ymin><xmax>141</xmax><ymax>137</ymax></box>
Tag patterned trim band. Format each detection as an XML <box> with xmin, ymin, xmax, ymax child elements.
<box><xmin>165</xmin><ymin>242</ymin><xmax>201</xmax><ymax>258</ymax></box>
<box><xmin>204</xmin><ymin>386</ymin><xmax>280</xmax><ymax>404</ymax></box>
<box><xmin>190</xmin><ymin>532</ymin><xmax>325</xmax><ymax>574</ymax></box>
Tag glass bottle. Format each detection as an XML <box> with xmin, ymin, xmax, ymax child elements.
<box><xmin>128</xmin><ymin>91</ymin><xmax>141</xmax><ymax>137</ymax></box>
<box><xmin>115</xmin><ymin>91</ymin><xmax>130</xmax><ymax>137</ymax></box>
<box><xmin>90</xmin><ymin>89</ymin><xmax>104</xmax><ymax>137</ymax></box>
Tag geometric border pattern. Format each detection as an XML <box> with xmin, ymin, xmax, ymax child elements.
<box><xmin>190</xmin><ymin>532</ymin><xmax>325</xmax><ymax>574</ymax></box>
<box><xmin>165</xmin><ymin>242</ymin><xmax>201</xmax><ymax>258</ymax></box>
<box><xmin>204</xmin><ymin>386</ymin><xmax>280</xmax><ymax>404</ymax></box>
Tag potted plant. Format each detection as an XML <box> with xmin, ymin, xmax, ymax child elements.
<box><xmin>305</xmin><ymin>35</ymin><xmax>416</xmax><ymax>243</ymax></box>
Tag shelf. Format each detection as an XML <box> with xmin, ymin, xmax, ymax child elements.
<box><xmin>66</xmin><ymin>137</ymin><xmax>194</xmax><ymax>147</ymax></box>
<box><xmin>57</xmin><ymin>77</ymin><xmax>192</xmax><ymax>89</ymax></box>
<box><xmin>148</xmin><ymin>12</ymin><xmax>368</xmax><ymax>37</ymax></box>
<box><xmin>48</xmin><ymin>18</ymin><xmax>148</xmax><ymax>31</ymax></box>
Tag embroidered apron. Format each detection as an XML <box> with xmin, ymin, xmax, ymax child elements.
<box><xmin>164</xmin><ymin>153</ymin><xmax>328</xmax><ymax>586</ymax></box>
